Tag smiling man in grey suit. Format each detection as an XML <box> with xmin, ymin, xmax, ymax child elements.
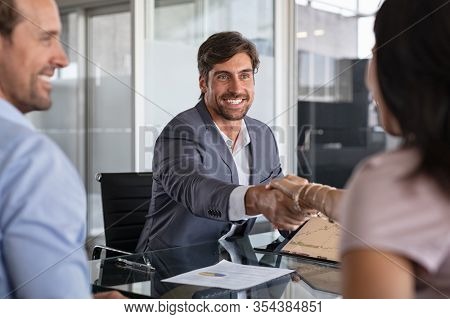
<box><xmin>137</xmin><ymin>32</ymin><xmax>305</xmax><ymax>251</ymax></box>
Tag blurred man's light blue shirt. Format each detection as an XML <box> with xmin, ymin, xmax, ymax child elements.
<box><xmin>0</xmin><ymin>99</ymin><xmax>91</xmax><ymax>298</ymax></box>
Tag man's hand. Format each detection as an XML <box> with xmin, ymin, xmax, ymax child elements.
<box><xmin>244</xmin><ymin>185</ymin><xmax>310</xmax><ymax>231</ymax></box>
<box><xmin>267</xmin><ymin>175</ymin><xmax>309</xmax><ymax>200</ymax></box>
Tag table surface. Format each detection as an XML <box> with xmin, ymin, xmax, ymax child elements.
<box><xmin>89</xmin><ymin>232</ymin><xmax>341</xmax><ymax>299</ymax></box>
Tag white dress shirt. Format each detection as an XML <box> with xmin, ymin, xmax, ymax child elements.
<box><xmin>214</xmin><ymin>120</ymin><xmax>255</xmax><ymax>226</ymax></box>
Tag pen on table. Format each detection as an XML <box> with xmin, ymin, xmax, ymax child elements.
<box><xmin>115</xmin><ymin>257</ymin><xmax>155</xmax><ymax>272</ymax></box>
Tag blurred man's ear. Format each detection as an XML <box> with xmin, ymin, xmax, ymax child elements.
<box><xmin>199</xmin><ymin>75</ymin><xmax>207</xmax><ymax>93</ymax></box>
<box><xmin>0</xmin><ymin>37</ymin><xmax>4</xmax><ymax>70</ymax></box>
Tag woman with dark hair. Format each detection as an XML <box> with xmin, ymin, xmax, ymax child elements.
<box><xmin>270</xmin><ymin>0</ymin><xmax>450</xmax><ymax>298</ymax></box>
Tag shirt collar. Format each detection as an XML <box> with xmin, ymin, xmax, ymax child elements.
<box><xmin>214</xmin><ymin>119</ymin><xmax>250</xmax><ymax>154</ymax></box>
<box><xmin>0</xmin><ymin>98</ymin><xmax>35</xmax><ymax>130</ymax></box>
<box><xmin>236</xmin><ymin>119</ymin><xmax>250</xmax><ymax>150</ymax></box>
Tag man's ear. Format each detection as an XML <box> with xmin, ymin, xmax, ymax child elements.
<box><xmin>199</xmin><ymin>75</ymin><xmax>207</xmax><ymax>93</ymax></box>
<box><xmin>0</xmin><ymin>35</ymin><xmax>10</xmax><ymax>55</ymax></box>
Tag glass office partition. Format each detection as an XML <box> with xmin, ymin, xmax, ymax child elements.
<box><xmin>296</xmin><ymin>0</ymin><xmax>386</xmax><ymax>188</ymax></box>
<box><xmin>87</xmin><ymin>7</ymin><xmax>132</xmax><ymax>234</ymax></box>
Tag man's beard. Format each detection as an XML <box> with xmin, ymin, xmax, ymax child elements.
<box><xmin>217</xmin><ymin>94</ymin><xmax>251</xmax><ymax>121</ymax></box>
<box><xmin>217</xmin><ymin>104</ymin><xmax>250</xmax><ymax>121</ymax></box>
<box><xmin>26</xmin><ymin>76</ymin><xmax>52</xmax><ymax>111</ymax></box>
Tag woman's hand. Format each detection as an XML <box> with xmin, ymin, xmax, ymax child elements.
<box><xmin>268</xmin><ymin>175</ymin><xmax>343</xmax><ymax>220</ymax></box>
<box><xmin>267</xmin><ymin>175</ymin><xmax>318</xmax><ymax>216</ymax></box>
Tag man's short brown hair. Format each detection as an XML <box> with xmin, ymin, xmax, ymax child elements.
<box><xmin>0</xmin><ymin>0</ymin><xmax>21</xmax><ymax>39</ymax></box>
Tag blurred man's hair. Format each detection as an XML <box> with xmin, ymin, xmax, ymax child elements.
<box><xmin>0</xmin><ymin>0</ymin><xmax>21</xmax><ymax>39</ymax></box>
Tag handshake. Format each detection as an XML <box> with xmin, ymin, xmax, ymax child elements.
<box><xmin>244</xmin><ymin>175</ymin><xmax>343</xmax><ymax>231</ymax></box>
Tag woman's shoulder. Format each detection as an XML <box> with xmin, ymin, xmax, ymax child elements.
<box><xmin>339</xmin><ymin>148</ymin><xmax>423</xmax><ymax>219</ymax></box>
<box><xmin>353</xmin><ymin>148</ymin><xmax>420</xmax><ymax>182</ymax></box>
<box><xmin>340</xmin><ymin>150</ymin><xmax>450</xmax><ymax>274</ymax></box>
<box><xmin>341</xmin><ymin>147</ymin><xmax>448</xmax><ymax>226</ymax></box>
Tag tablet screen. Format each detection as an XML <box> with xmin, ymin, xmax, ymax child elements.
<box><xmin>281</xmin><ymin>217</ymin><xmax>340</xmax><ymax>262</ymax></box>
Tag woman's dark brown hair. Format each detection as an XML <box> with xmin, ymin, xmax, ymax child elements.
<box><xmin>374</xmin><ymin>0</ymin><xmax>450</xmax><ymax>195</ymax></box>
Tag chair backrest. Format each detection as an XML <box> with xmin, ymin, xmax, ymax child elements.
<box><xmin>97</xmin><ymin>172</ymin><xmax>153</xmax><ymax>253</ymax></box>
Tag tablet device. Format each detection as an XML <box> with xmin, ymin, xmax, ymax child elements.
<box><xmin>254</xmin><ymin>217</ymin><xmax>340</xmax><ymax>265</ymax></box>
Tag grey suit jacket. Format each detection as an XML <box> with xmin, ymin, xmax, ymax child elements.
<box><xmin>136</xmin><ymin>100</ymin><xmax>283</xmax><ymax>251</ymax></box>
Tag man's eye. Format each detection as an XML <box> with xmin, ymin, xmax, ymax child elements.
<box><xmin>40</xmin><ymin>36</ymin><xmax>53</xmax><ymax>46</ymax></box>
<box><xmin>240</xmin><ymin>73</ymin><xmax>251</xmax><ymax>80</ymax></box>
<box><xmin>217</xmin><ymin>74</ymin><xmax>229</xmax><ymax>81</ymax></box>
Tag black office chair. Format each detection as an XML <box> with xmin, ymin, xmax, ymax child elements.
<box><xmin>92</xmin><ymin>172</ymin><xmax>153</xmax><ymax>259</ymax></box>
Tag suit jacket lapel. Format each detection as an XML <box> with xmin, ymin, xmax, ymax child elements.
<box><xmin>195</xmin><ymin>100</ymin><xmax>240</xmax><ymax>184</ymax></box>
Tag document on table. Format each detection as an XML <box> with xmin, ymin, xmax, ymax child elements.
<box><xmin>161</xmin><ymin>260</ymin><xmax>294</xmax><ymax>290</ymax></box>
